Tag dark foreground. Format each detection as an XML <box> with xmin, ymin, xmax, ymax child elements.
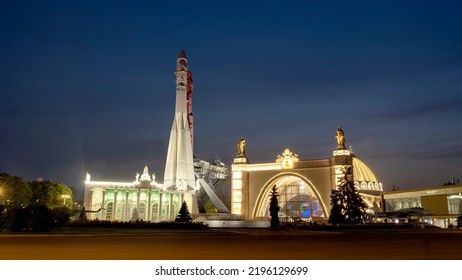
<box><xmin>1</xmin><ymin>229</ymin><xmax>462</xmax><ymax>260</ymax></box>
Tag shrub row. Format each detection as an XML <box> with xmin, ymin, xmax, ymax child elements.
<box><xmin>0</xmin><ymin>204</ymin><xmax>70</xmax><ymax>232</ymax></box>
<box><xmin>67</xmin><ymin>219</ymin><xmax>209</xmax><ymax>230</ymax></box>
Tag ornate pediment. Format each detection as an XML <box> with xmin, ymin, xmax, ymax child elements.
<box><xmin>276</xmin><ymin>148</ymin><xmax>299</xmax><ymax>169</ymax></box>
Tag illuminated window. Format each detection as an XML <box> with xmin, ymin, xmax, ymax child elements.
<box><xmin>173</xmin><ymin>202</ymin><xmax>179</xmax><ymax>218</ymax></box>
<box><xmin>447</xmin><ymin>193</ymin><xmax>462</xmax><ymax>214</ymax></box>
<box><xmin>385</xmin><ymin>197</ymin><xmax>421</xmax><ymax>211</ymax></box>
<box><xmin>140</xmin><ymin>191</ymin><xmax>147</xmax><ymax>201</ymax></box>
<box><xmin>115</xmin><ymin>203</ymin><xmax>123</xmax><ymax>220</ymax></box>
<box><xmin>138</xmin><ymin>203</ymin><xmax>146</xmax><ymax>220</ymax></box>
<box><xmin>105</xmin><ymin>202</ymin><xmax>113</xmax><ymax>220</ymax></box>
<box><xmin>123</xmin><ymin>203</ymin><xmax>132</xmax><ymax>220</ymax></box>
<box><xmin>151</xmin><ymin>203</ymin><xmax>159</xmax><ymax>221</ymax></box>
<box><xmin>161</xmin><ymin>202</ymin><xmax>169</xmax><ymax>221</ymax></box>
<box><xmin>129</xmin><ymin>191</ymin><xmax>137</xmax><ymax>202</ymax></box>
<box><xmin>270</xmin><ymin>180</ymin><xmax>324</xmax><ymax>221</ymax></box>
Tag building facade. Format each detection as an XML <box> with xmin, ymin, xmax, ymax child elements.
<box><xmin>83</xmin><ymin>166</ymin><xmax>187</xmax><ymax>221</ymax></box>
<box><xmin>231</xmin><ymin>128</ymin><xmax>383</xmax><ymax>222</ymax></box>
<box><xmin>382</xmin><ymin>184</ymin><xmax>462</xmax><ymax>228</ymax></box>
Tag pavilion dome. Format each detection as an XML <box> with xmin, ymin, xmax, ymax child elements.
<box><xmin>352</xmin><ymin>157</ymin><xmax>378</xmax><ymax>182</ymax></box>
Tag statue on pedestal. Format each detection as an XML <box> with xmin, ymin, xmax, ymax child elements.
<box><xmin>237</xmin><ymin>137</ymin><xmax>246</xmax><ymax>157</ymax></box>
<box><xmin>336</xmin><ymin>127</ymin><xmax>346</xmax><ymax>149</ymax></box>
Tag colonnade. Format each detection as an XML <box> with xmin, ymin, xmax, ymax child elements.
<box><xmin>89</xmin><ymin>187</ymin><xmax>184</xmax><ymax>222</ymax></box>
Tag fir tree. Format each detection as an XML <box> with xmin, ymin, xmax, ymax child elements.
<box><xmin>328</xmin><ymin>189</ymin><xmax>345</xmax><ymax>225</ymax></box>
<box><xmin>328</xmin><ymin>165</ymin><xmax>367</xmax><ymax>225</ymax></box>
<box><xmin>269</xmin><ymin>185</ymin><xmax>280</xmax><ymax>228</ymax></box>
<box><xmin>175</xmin><ymin>201</ymin><xmax>192</xmax><ymax>222</ymax></box>
<box><xmin>131</xmin><ymin>207</ymin><xmax>139</xmax><ymax>221</ymax></box>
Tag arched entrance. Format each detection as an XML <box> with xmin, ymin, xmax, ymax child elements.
<box><xmin>253</xmin><ymin>173</ymin><xmax>328</xmax><ymax>221</ymax></box>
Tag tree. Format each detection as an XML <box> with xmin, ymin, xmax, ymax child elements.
<box><xmin>175</xmin><ymin>201</ymin><xmax>192</xmax><ymax>222</ymax></box>
<box><xmin>52</xmin><ymin>207</ymin><xmax>71</xmax><ymax>226</ymax></box>
<box><xmin>204</xmin><ymin>199</ymin><xmax>218</xmax><ymax>213</ymax></box>
<box><xmin>26</xmin><ymin>204</ymin><xmax>54</xmax><ymax>232</ymax></box>
<box><xmin>0</xmin><ymin>173</ymin><xmax>74</xmax><ymax>209</ymax></box>
<box><xmin>269</xmin><ymin>185</ymin><xmax>280</xmax><ymax>228</ymax></box>
<box><xmin>30</xmin><ymin>180</ymin><xmax>74</xmax><ymax>209</ymax></box>
<box><xmin>329</xmin><ymin>166</ymin><xmax>367</xmax><ymax>225</ymax></box>
<box><xmin>328</xmin><ymin>189</ymin><xmax>345</xmax><ymax>225</ymax></box>
<box><xmin>131</xmin><ymin>207</ymin><xmax>139</xmax><ymax>221</ymax></box>
<box><xmin>0</xmin><ymin>173</ymin><xmax>74</xmax><ymax>232</ymax></box>
<box><xmin>1</xmin><ymin>204</ymin><xmax>55</xmax><ymax>232</ymax></box>
<box><xmin>0</xmin><ymin>173</ymin><xmax>32</xmax><ymax>207</ymax></box>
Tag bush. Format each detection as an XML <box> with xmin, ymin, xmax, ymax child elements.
<box><xmin>67</xmin><ymin>219</ymin><xmax>209</xmax><ymax>230</ymax></box>
<box><xmin>1</xmin><ymin>204</ymin><xmax>56</xmax><ymax>232</ymax></box>
<box><xmin>26</xmin><ymin>204</ymin><xmax>54</xmax><ymax>232</ymax></box>
<box><xmin>52</xmin><ymin>207</ymin><xmax>71</xmax><ymax>227</ymax></box>
<box><xmin>2</xmin><ymin>207</ymin><xmax>29</xmax><ymax>232</ymax></box>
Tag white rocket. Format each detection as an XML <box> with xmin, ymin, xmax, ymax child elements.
<box><xmin>163</xmin><ymin>49</ymin><xmax>196</xmax><ymax>192</ymax></box>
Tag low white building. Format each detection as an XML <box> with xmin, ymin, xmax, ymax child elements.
<box><xmin>83</xmin><ymin>166</ymin><xmax>186</xmax><ymax>222</ymax></box>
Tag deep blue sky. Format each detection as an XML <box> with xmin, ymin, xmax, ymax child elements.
<box><xmin>1</xmin><ymin>1</ymin><xmax>462</xmax><ymax>197</ymax></box>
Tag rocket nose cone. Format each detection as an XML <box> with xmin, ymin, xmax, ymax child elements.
<box><xmin>178</xmin><ymin>49</ymin><xmax>187</xmax><ymax>58</ymax></box>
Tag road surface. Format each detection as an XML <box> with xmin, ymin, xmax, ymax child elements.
<box><xmin>1</xmin><ymin>229</ymin><xmax>462</xmax><ymax>260</ymax></box>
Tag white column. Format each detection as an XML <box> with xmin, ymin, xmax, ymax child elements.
<box><xmin>169</xmin><ymin>193</ymin><xmax>174</xmax><ymax>221</ymax></box>
<box><xmin>101</xmin><ymin>190</ymin><xmax>106</xmax><ymax>220</ymax></box>
<box><xmin>136</xmin><ymin>190</ymin><xmax>140</xmax><ymax>220</ymax></box>
<box><xmin>124</xmin><ymin>190</ymin><xmax>129</xmax><ymax>221</ymax></box>
<box><xmin>147</xmin><ymin>189</ymin><xmax>152</xmax><ymax>221</ymax></box>
<box><xmin>112</xmin><ymin>189</ymin><xmax>118</xmax><ymax>221</ymax></box>
<box><xmin>158</xmin><ymin>192</ymin><xmax>163</xmax><ymax>221</ymax></box>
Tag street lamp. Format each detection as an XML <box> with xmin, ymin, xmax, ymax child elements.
<box><xmin>0</xmin><ymin>176</ymin><xmax>7</xmax><ymax>205</ymax></box>
<box><xmin>61</xmin><ymin>194</ymin><xmax>71</xmax><ymax>206</ymax></box>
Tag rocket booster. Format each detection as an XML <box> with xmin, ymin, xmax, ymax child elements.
<box><xmin>163</xmin><ymin>49</ymin><xmax>195</xmax><ymax>191</ymax></box>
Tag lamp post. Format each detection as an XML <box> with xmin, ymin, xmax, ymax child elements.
<box><xmin>62</xmin><ymin>194</ymin><xmax>70</xmax><ymax>206</ymax></box>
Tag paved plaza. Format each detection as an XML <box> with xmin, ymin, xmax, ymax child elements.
<box><xmin>1</xmin><ymin>229</ymin><xmax>462</xmax><ymax>260</ymax></box>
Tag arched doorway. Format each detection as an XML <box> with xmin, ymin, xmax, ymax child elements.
<box><xmin>253</xmin><ymin>173</ymin><xmax>328</xmax><ymax>221</ymax></box>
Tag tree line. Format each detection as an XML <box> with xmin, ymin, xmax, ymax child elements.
<box><xmin>0</xmin><ymin>172</ymin><xmax>75</xmax><ymax>232</ymax></box>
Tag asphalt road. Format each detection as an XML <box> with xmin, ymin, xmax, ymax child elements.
<box><xmin>1</xmin><ymin>229</ymin><xmax>462</xmax><ymax>260</ymax></box>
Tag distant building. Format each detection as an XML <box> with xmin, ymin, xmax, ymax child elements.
<box><xmin>231</xmin><ymin>128</ymin><xmax>383</xmax><ymax>222</ymax></box>
<box><xmin>83</xmin><ymin>166</ymin><xmax>185</xmax><ymax>221</ymax></box>
<box><xmin>382</xmin><ymin>185</ymin><xmax>462</xmax><ymax>228</ymax></box>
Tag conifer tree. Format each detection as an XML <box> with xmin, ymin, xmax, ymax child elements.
<box><xmin>329</xmin><ymin>166</ymin><xmax>367</xmax><ymax>225</ymax></box>
<box><xmin>269</xmin><ymin>185</ymin><xmax>280</xmax><ymax>228</ymax></box>
<box><xmin>131</xmin><ymin>207</ymin><xmax>139</xmax><ymax>221</ymax></box>
<box><xmin>175</xmin><ymin>201</ymin><xmax>192</xmax><ymax>222</ymax></box>
<box><xmin>328</xmin><ymin>189</ymin><xmax>345</xmax><ymax>225</ymax></box>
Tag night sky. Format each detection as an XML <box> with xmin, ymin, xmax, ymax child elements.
<box><xmin>1</xmin><ymin>1</ymin><xmax>462</xmax><ymax>198</ymax></box>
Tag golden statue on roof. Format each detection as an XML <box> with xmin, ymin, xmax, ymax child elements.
<box><xmin>336</xmin><ymin>126</ymin><xmax>346</xmax><ymax>149</ymax></box>
<box><xmin>237</xmin><ymin>137</ymin><xmax>246</xmax><ymax>157</ymax></box>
